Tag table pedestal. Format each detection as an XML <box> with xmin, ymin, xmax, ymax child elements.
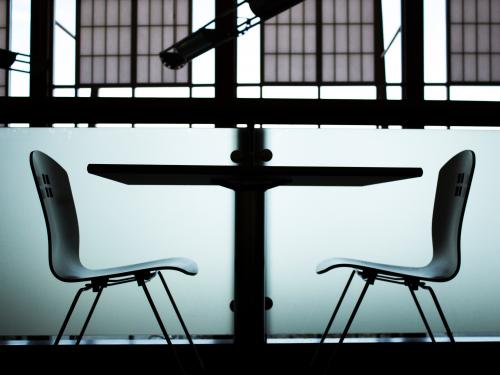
<box><xmin>234</xmin><ymin>189</ymin><xmax>266</xmax><ymax>348</ymax></box>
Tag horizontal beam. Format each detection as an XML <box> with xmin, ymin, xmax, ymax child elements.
<box><xmin>0</xmin><ymin>98</ymin><xmax>499</xmax><ymax>126</ymax></box>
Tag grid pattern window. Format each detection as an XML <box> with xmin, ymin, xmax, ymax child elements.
<box><xmin>263</xmin><ymin>0</ymin><xmax>317</xmax><ymax>82</ymax></box>
<box><xmin>78</xmin><ymin>0</ymin><xmax>190</xmax><ymax>86</ymax></box>
<box><xmin>137</xmin><ymin>0</ymin><xmax>190</xmax><ymax>83</ymax></box>
<box><xmin>0</xmin><ymin>0</ymin><xmax>8</xmax><ymax>96</ymax></box>
<box><xmin>322</xmin><ymin>0</ymin><xmax>375</xmax><ymax>82</ymax></box>
<box><xmin>448</xmin><ymin>0</ymin><xmax>500</xmax><ymax>82</ymax></box>
<box><xmin>262</xmin><ymin>0</ymin><xmax>376</xmax><ymax>84</ymax></box>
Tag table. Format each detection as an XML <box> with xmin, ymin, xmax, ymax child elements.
<box><xmin>87</xmin><ymin>163</ymin><xmax>422</xmax><ymax>347</ymax></box>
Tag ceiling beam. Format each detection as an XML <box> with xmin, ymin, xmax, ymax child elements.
<box><xmin>0</xmin><ymin>97</ymin><xmax>498</xmax><ymax>127</ymax></box>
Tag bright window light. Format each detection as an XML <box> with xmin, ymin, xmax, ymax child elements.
<box><xmin>98</xmin><ymin>88</ymin><xmax>133</xmax><ymax>98</ymax></box>
<box><xmin>191</xmin><ymin>86</ymin><xmax>215</xmax><ymax>98</ymax></box>
<box><xmin>95</xmin><ymin>123</ymin><xmax>133</xmax><ymax>128</ymax></box>
<box><xmin>263</xmin><ymin>86</ymin><xmax>318</xmax><ymax>99</ymax></box>
<box><xmin>424</xmin><ymin>86</ymin><xmax>447</xmax><ymax>100</ymax></box>
<box><xmin>386</xmin><ymin>86</ymin><xmax>402</xmax><ymax>100</ymax></box>
<box><xmin>134</xmin><ymin>123</ymin><xmax>190</xmax><ymax>128</ymax></box>
<box><xmin>424</xmin><ymin>0</ymin><xmax>446</xmax><ymax>83</ymax></box>
<box><xmin>320</xmin><ymin>86</ymin><xmax>377</xmax><ymax>100</ymax></box>
<box><xmin>237</xmin><ymin>2</ymin><xmax>260</xmax><ymax>84</ymax></box>
<box><xmin>134</xmin><ymin>87</ymin><xmax>190</xmax><ymax>98</ymax></box>
<box><xmin>450</xmin><ymin>86</ymin><xmax>500</xmax><ymax>102</ymax></box>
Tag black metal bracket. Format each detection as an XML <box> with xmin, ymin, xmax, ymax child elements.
<box><xmin>87</xmin><ymin>278</ymin><xmax>108</xmax><ymax>292</ymax></box>
<box><xmin>231</xmin><ymin>125</ymin><xmax>273</xmax><ymax>166</ymax></box>
<box><xmin>358</xmin><ymin>270</ymin><xmax>376</xmax><ymax>285</ymax></box>
<box><xmin>230</xmin><ymin>297</ymin><xmax>273</xmax><ymax>312</ymax></box>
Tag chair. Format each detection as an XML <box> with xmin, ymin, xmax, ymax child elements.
<box><xmin>30</xmin><ymin>150</ymin><xmax>203</xmax><ymax>371</ymax></box>
<box><xmin>312</xmin><ymin>150</ymin><xmax>475</xmax><ymax>359</ymax></box>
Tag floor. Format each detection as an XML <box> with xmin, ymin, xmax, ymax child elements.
<box><xmin>1</xmin><ymin>338</ymin><xmax>499</xmax><ymax>373</ymax></box>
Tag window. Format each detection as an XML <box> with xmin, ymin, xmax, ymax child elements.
<box><xmin>0</xmin><ymin>0</ymin><xmax>9</xmax><ymax>96</ymax></box>
<box><xmin>448</xmin><ymin>0</ymin><xmax>500</xmax><ymax>83</ymax></box>
<box><xmin>262</xmin><ymin>0</ymin><xmax>377</xmax><ymax>84</ymax></box>
<box><xmin>78</xmin><ymin>0</ymin><xmax>191</xmax><ymax>87</ymax></box>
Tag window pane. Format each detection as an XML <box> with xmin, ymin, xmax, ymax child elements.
<box><xmin>322</xmin><ymin>0</ymin><xmax>375</xmax><ymax>83</ymax></box>
<box><xmin>262</xmin><ymin>0</ymin><xmax>316</xmax><ymax>83</ymax></box>
<box><xmin>448</xmin><ymin>0</ymin><xmax>500</xmax><ymax>83</ymax></box>
<box><xmin>77</xmin><ymin>0</ymin><xmax>191</xmax><ymax>86</ymax></box>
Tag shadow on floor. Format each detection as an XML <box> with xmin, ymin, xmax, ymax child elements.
<box><xmin>0</xmin><ymin>342</ymin><xmax>497</xmax><ymax>373</ymax></box>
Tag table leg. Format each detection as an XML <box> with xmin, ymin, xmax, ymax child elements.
<box><xmin>234</xmin><ymin>189</ymin><xmax>266</xmax><ymax>351</ymax></box>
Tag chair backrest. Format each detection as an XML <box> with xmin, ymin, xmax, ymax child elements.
<box><xmin>30</xmin><ymin>151</ymin><xmax>84</xmax><ymax>281</ymax></box>
<box><xmin>429</xmin><ymin>150</ymin><xmax>475</xmax><ymax>281</ymax></box>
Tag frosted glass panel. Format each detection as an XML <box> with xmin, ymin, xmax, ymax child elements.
<box><xmin>0</xmin><ymin>129</ymin><xmax>235</xmax><ymax>337</ymax></box>
<box><xmin>265</xmin><ymin>128</ymin><xmax>500</xmax><ymax>337</ymax></box>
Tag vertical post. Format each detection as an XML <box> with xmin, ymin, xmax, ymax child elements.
<box><xmin>401</xmin><ymin>0</ymin><xmax>424</xmax><ymax>128</ymax></box>
<box><xmin>215</xmin><ymin>0</ymin><xmax>236</xmax><ymax>128</ymax></box>
<box><xmin>30</xmin><ymin>0</ymin><xmax>54</xmax><ymax>127</ymax></box>
<box><xmin>374</xmin><ymin>0</ymin><xmax>386</xmax><ymax>101</ymax></box>
<box><xmin>234</xmin><ymin>125</ymin><xmax>267</xmax><ymax>370</ymax></box>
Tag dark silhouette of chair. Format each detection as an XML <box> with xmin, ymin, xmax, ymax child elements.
<box><xmin>30</xmin><ymin>150</ymin><xmax>203</xmax><ymax>371</ymax></box>
<box><xmin>312</xmin><ymin>150</ymin><xmax>475</xmax><ymax>361</ymax></box>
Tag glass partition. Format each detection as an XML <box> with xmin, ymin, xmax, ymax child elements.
<box><xmin>2</xmin><ymin>127</ymin><xmax>500</xmax><ymax>340</ymax></box>
<box><xmin>0</xmin><ymin>128</ymin><xmax>236</xmax><ymax>338</ymax></box>
<box><xmin>265</xmin><ymin>128</ymin><xmax>500</xmax><ymax>338</ymax></box>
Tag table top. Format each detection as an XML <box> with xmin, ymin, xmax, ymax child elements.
<box><xmin>87</xmin><ymin>164</ymin><xmax>423</xmax><ymax>187</ymax></box>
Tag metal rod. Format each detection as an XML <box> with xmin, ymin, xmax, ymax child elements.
<box><xmin>408</xmin><ymin>286</ymin><xmax>436</xmax><ymax>343</ymax></box>
<box><xmin>324</xmin><ymin>277</ymin><xmax>372</xmax><ymax>374</ymax></box>
<box><xmin>141</xmin><ymin>280</ymin><xmax>186</xmax><ymax>375</ymax></box>
<box><xmin>158</xmin><ymin>271</ymin><xmax>205</xmax><ymax>371</ymax></box>
<box><xmin>54</xmin><ymin>286</ymin><xmax>87</xmax><ymax>345</ymax></box>
<box><xmin>338</xmin><ymin>278</ymin><xmax>371</xmax><ymax>345</ymax></box>
<box><xmin>310</xmin><ymin>270</ymin><xmax>355</xmax><ymax>368</ymax></box>
<box><xmin>76</xmin><ymin>285</ymin><xmax>103</xmax><ymax>345</ymax></box>
<box><xmin>380</xmin><ymin>26</ymin><xmax>401</xmax><ymax>58</ymax></box>
<box><xmin>55</xmin><ymin>20</ymin><xmax>76</xmax><ymax>39</ymax></box>
<box><xmin>423</xmin><ymin>285</ymin><xmax>455</xmax><ymax>343</ymax></box>
<box><xmin>8</xmin><ymin>67</ymin><xmax>30</xmax><ymax>74</ymax></box>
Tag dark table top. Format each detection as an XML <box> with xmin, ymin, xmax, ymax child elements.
<box><xmin>87</xmin><ymin>164</ymin><xmax>423</xmax><ymax>188</ymax></box>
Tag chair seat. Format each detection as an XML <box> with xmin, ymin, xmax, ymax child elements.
<box><xmin>316</xmin><ymin>256</ymin><xmax>440</xmax><ymax>281</ymax></box>
<box><xmin>65</xmin><ymin>257</ymin><xmax>198</xmax><ymax>281</ymax></box>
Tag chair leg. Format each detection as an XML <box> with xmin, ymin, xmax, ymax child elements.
<box><xmin>54</xmin><ymin>286</ymin><xmax>88</xmax><ymax>345</ymax></box>
<box><xmin>324</xmin><ymin>277</ymin><xmax>372</xmax><ymax>374</ymax></box>
<box><xmin>338</xmin><ymin>277</ymin><xmax>371</xmax><ymax>344</ymax></box>
<box><xmin>423</xmin><ymin>285</ymin><xmax>455</xmax><ymax>343</ymax></box>
<box><xmin>76</xmin><ymin>285</ymin><xmax>104</xmax><ymax>345</ymax></box>
<box><xmin>140</xmin><ymin>279</ymin><xmax>186</xmax><ymax>375</ymax></box>
<box><xmin>310</xmin><ymin>270</ymin><xmax>355</xmax><ymax>368</ymax></box>
<box><xmin>158</xmin><ymin>272</ymin><xmax>205</xmax><ymax>372</ymax></box>
<box><xmin>408</xmin><ymin>286</ymin><xmax>436</xmax><ymax>343</ymax></box>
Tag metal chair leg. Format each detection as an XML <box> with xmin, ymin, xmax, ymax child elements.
<box><xmin>338</xmin><ymin>277</ymin><xmax>371</xmax><ymax>344</ymax></box>
<box><xmin>423</xmin><ymin>285</ymin><xmax>455</xmax><ymax>343</ymax></box>
<box><xmin>76</xmin><ymin>285</ymin><xmax>104</xmax><ymax>345</ymax></box>
<box><xmin>54</xmin><ymin>286</ymin><xmax>88</xmax><ymax>345</ymax></box>
<box><xmin>408</xmin><ymin>286</ymin><xmax>436</xmax><ymax>342</ymax></box>
<box><xmin>310</xmin><ymin>270</ymin><xmax>355</xmax><ymax>368</ymax></box>
<box><xmin>140</xmin><ymin>279</ymin><xmax>187</xmax><ymax>375</ymax></box>
<box><xmin>324</xmin><ymin>276</ymin><xmax>372</xmax><ymax>374</ymax></box>
<box><xmin>158</xmin><ymin>272</ymin><xmax>205</xmax><ymax>372</ymax></box>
